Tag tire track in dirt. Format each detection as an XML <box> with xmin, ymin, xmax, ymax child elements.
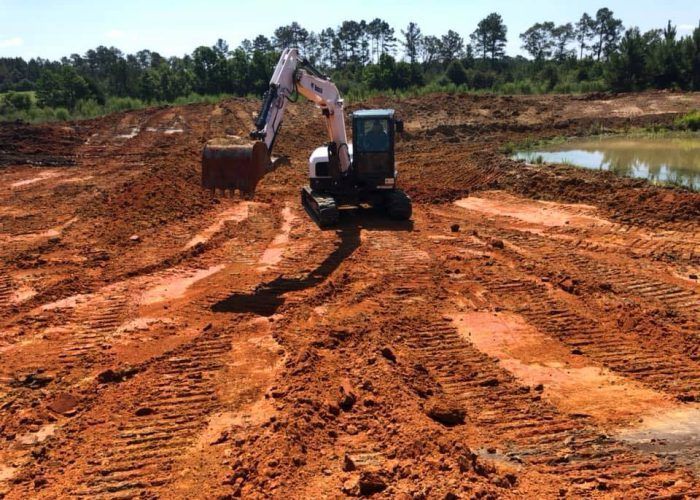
<box><xmin>492</xmin><ymin>230</ymin><xmax>700</xmax><ymax>364</ymax></box>
<box><xmin>370</xmin><ymin>221</ymin><xmax>698</xmax><ymax>495</ymax></box>
<box><xmin>0</xmin><ymin>272</ymin><xmax>13</xmax><ymax>312</ymax></box>
<box><xmin>11</xmin><ymin>206</ymin><xmax>344</xmax><ymax>498</ymax></box>
<box><xmin>54</xmin><ymin>293</ymin><xmax>131</xmax><ymax>369</ymax></box>
<box><xmin>429</xmin><ymin>202</ymin><xmax>700</xmax><ymax>398</ymax></box>
<box><xmin>69</xmin><ymin>327</ymin><xmax>238</xmax><ymax>498</ymax></box>
<box><xmin>0</xmin><ymin>203</ymin><xmax>279</xmax><ymax>497</ymax></box>
<box><xmin>478</xmin><ymin>271</ymin><xmax>700</xmax><ymax>399</ymax></box>
<box><xmin>403</xmin><ymin>318</ymin><xmax>689</xmax><ymax>493</ymax></box>
<box><xmin>591</xmin><ymin>222</ymin><xmax>700</xmax><ymax>269</ymax></box>
<box><xmin>501</xmin><ymin>229</ymin><xmax>700</xmax><ymax>318</ymax></box>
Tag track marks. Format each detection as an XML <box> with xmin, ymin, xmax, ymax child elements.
<box><xmin>56</xmin><ymin>293</ymin><xmax>130</xmax><ymax>369</ymax></box>
<box><xmin>0</xmin><ymin>273</ymin><xmax>13</xmax><ymax>311</ymax></box>
<box><xmin>377</xmin><ymin>231</ymin><xmax>696</xmax><ymax>494</ymax></box>
<box><xmin>71</xmin><ymin>328</ymin><xmax>234</xmax><ymax>498</ymax></box>
<box><xmin>478</xmin><ymin>271</ymin><xmax>700</xmax><ymax>401</ymax></box>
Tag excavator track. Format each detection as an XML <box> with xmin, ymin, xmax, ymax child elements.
<box><xmin>385</xmin><ymin>188</ymin><xmax>412</xmax><ymax>220</ymax></box>
<box><xmin>301</xmin><ymin>185</ymin><xmax>339</xmax><ymax>228</ymax></box>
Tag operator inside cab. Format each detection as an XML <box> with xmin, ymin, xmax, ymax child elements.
<box><xmin>361</xmin><ymin>119</ymin><xmax>390</xmax><ymax>152</ymax></box>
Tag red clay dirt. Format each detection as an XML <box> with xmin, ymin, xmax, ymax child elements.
<box><xmin>0</xmin><ymin>91</ymin><xmax>699</xmax><ymax>499</ymax></box>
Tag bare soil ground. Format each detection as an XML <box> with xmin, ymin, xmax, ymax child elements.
<box><xmin>0</xmin><ymin>90</ymin><xmax>699</xmax><ymax>499</ymax></box>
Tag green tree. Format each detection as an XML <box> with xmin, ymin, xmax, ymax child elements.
<box><xmin>318</xmin><ymin>28</ymin><xmax>336</xmax><ymax>68</ymax></box>
<box><xmin>192</xmin><ymin>45</ymin><xmax>224</xmax><ymax>94</ymax></box>
<box><xmin>139</xmin><ymin>69</ymin><xmax>160</xmax><ymax>102</ymax></box>
<box><xmin>273</xmin><ymin>22</ymin><xmax>309</xmax><ymax>50</ymax></box>
<box><xmin>592</xmin><ymin>8</ymin><xmax>623</xmax><ymax>61</ymax></box>
<box><xmin>228</xmin><ymin>49</ymin><xmax>251</xmax><ymax>95</ymax></box>
<box><xmin>687</xmin><ymin>23</ymin><xmax>700</xmax><ymax>89</ymax></box>
<box><xmin>253</xmin><ymin>35</ymin><xmax>274</xmax><ymax>53</ymax></box>
<box><xmin>439</xmin><ymin>30</ymin><xmax>464</xmax><ymax>62</ymax></box>
<box><xmin>520</xmin><ymin>22</ymin><xmax>555</xmax><ymax>61</ymax></box>
<box><xmin>606</xmin><ymin>27</ymin><xmax>648</xmax><ymax>91</ymax></box>
<box><xmin>337</xmin><ymin>20</ymin><xmax>365</xmax><ymax>65</ymax></box>
<box><xmin>647</xmin><ymin>21</ymin><xmax>682</xmax><ymax>89</ymax></box>
<box><xmin>470</xmin><ymin>13</ymin><xmax>508</xmax><ymax>63</ymax></box>
<box><xmin>36</xmin><ymin>66</ymin><xmax>91</xmax><ymax>109</ymax></box>
<box><xmin>575</xmin><ymin>13</ymin><xmax>595</xmax><ymax>59</ymax></box>
<box><xmin>401</xmin><ymin>22</ymin><xmax>422</xmax><ymax>64</ymax></box>
<box><xmin>420</xmin><ymin>35</ymin><xmax>441</xmax><ymax>64</ymax></box>
<box><xmin>1</xmin><ymin>91</ymin><xmax>32</xmax><ymax>111</ymax></box>
<box><xmin>445</xmin><ymin>60</ymin><xmax>468</xmax><ymax>85</ymax></box>
<box><xmin>552</xmin><ymin>23</ymin><xmax>575</xmax><ymax>61</ymax></box>
<box><xmin>364</xmin><ymin>53</ymin><xmax>395</xmax><ymax>90</ymax></box>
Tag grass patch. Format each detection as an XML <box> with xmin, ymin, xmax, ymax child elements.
<box><xmin>675</xmin><ymin>110</ymin><xmax>700</xmax><ymax>131</ymax></box>
<box><xmin>344</xmin><ymin>79</ymin><xmax>610</xmax><ymax>104</ymax></box>
<box><xmin>0</xmin><ymin>92</ymin><xmax>231</xmax><ymax>124</ymax></box>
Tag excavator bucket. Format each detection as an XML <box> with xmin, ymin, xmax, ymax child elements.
<box><xmin>202</xmin><ymin>138</ymin><xmax>271</xmax><ymax>196</ymax></box>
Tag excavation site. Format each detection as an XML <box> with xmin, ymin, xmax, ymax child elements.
<box><xmin>1</xmin><ymin>90</ymin><xmax>699</xmax><ymax>498</ymax></box>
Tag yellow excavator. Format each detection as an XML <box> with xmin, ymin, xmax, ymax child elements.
<box><xmin>202</xmin><ymin>48</ymin><xmax>411</xmax><ymax>227</ymax></box>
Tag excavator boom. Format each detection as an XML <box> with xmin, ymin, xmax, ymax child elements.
<box><xmin>202</xmin><ymin>48</ymin><xmax>349</xmax><ymax>196</ymax></box>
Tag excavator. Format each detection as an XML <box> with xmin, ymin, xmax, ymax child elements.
<box><xmin>201</xmin><ymin>48</ymin><xmax>412</xmax><ymax>227</ymax></box>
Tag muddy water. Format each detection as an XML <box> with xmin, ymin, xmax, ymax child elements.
<box><xmin>514</xmin><ymin>135</ymin><xmax>700</xmax><ymax>190</ymax></box>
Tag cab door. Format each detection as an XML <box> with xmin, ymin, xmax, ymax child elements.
<box><xmin>352</xmin><ymin>117</ymin><xmax>394</xmax><ymax>187</ymax></box>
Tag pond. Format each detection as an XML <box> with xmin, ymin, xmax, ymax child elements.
<box><xmin>513</xmin><ymin>135</ymin><xmax>700</xmax><ymax>190</ymax></box>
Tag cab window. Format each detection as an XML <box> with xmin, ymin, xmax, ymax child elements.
<box><xmin>356</xmin><ymin>119</ymin><xmax>390</xmax><ymax>152</ymax></box>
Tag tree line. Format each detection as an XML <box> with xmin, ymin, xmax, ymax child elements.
<box><xmin>1</xmin><ymin>8</ymin><xmax>699</xmax><ymax>118</ymax></box>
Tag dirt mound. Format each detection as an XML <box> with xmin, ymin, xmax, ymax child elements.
<box><xmin>0</xmin><ymin>121</ymin><xmax>87</xmax><ymax>166</ymax></box>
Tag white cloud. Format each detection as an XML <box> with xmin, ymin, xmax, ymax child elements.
<box><xmin>0</xmin><ymin>37</ymin><xmax>23</xmax><ymax>49</ymax></box>
<box><xmin>678</xmin><ymin>24</ymin><xmax>696</xmax><ymax>34</ymax></box>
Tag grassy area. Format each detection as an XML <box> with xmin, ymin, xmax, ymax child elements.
<box><xmin>675</xmin><ymin>110</ymin><xmax>700</xmax><ymax>131</ymax></box>
<box><xmin>1</xmin><ymin>82</ymin><xmax>610</xmax><ymax>124</ymax></box>
<box><xmin>344</xmin><ymin>79</ymin><xmax>608</xmax><ymax>104</ymax></box>
<box><xmin>0</xmin><ymin>92</ymin><xmax>231</xmax><ymax>124</ymax></box>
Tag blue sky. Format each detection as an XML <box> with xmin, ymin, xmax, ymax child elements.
<box><xmin>0</xmin><ymin>0</ymin><xmax>698</xmax><ymax>60</ymax></box>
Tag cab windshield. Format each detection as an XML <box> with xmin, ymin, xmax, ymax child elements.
<box><xmin>356</xmin><ymin>119</ymin><xmax>390</xmax><ymax>152</ymax></box>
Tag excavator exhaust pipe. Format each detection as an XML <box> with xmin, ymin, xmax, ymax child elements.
<box><xmin>202</xmin><ymin>139</ymin><xmax>271</xmax><ymax>196</ymax></box>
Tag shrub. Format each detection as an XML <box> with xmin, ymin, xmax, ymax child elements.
<box><xmin>499</xmin><ymin>142</ymin><xmax>516</xmax><ymax>154</ymax></box>
<box><xmin>445</xmin><ymin>61</ymin><xmax>469</xmax><ymax>85</ymax></box>
<box><xmin>106</xmin><ymin>96</ymin><xmax>145</xmax><ymax>113</ymax></box>
<box><xmin>465</xmin><ymin>69</ymin><xmax>497</xmax><ymax>89</ymax></box>
<box><xmin>2</xmin><ymin>91</ymin><xmax>33</xmax><ymax>111</ymax></box>
<box><xmin>497</xmin><ymin>81</ymin><xmax>535</xmax><ymax>94</ymax></box>
<box><xmin>675</xmin><ymin>110</ymin><xmax>700</xmax><ymax>131</ymax></box>
<box><xmin>54</xmin><ymin>107</ymin><xmax>71</xmax><ymax>121</ymax></box>
<box><xmin>75</xmin><ymin>98</ymin><xmax>103</xmax><ymax>118</ymax></box>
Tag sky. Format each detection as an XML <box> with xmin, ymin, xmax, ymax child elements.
<box><xmin>0</xmin><ymin>0</ymin><xmax>698</xmax><ymax>61</ymax></box>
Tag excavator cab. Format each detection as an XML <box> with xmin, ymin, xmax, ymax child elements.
<box><xmin>351</xmin><ymin>110</ymin><xmax>401</xmax><ymax>190</ymax></box>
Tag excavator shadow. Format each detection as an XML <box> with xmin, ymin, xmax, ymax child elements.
<box><xmin>211</xmin><ymin>210</ymin><xmax>413</xmax><ymax>316</ymax></box>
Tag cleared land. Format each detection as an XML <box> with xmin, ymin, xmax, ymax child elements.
<box><xmin>0</xmin><ymin>91</ymin><xmax>699</xmax><ymax>498</ymax></box>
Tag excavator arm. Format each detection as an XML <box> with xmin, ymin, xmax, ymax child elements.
<box><xmin>202</xmin><ymin>48</ymin><xmax>350</xmax><ymax>194</ymax></box>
